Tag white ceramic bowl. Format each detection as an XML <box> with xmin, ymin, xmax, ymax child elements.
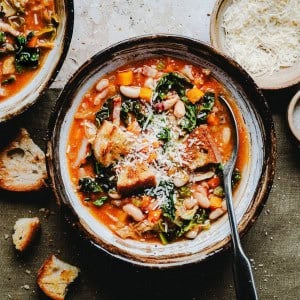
<box><xmin>0</xmin><ymin>0</ymin><xmax>74</xmax><ymax>122</ymax></box>
<box><xmin>210</xmin><ymin>0</ymin><xmax>300</xmax><ymax>90</ymax></box>
<box><xmin>47</xmin><ymin>35</ymin><xmax>276</xmax><ymax>268</ymax></box>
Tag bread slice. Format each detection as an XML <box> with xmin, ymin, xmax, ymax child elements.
<box><xmin>37</xmin><ymin>255</ymin><xmax>80</xmax><ymax>300</ymax></box>
<box><xmin>12</xmin><ymin>217</ymin><xmax>40</xmax><ymax>251</ymax></box>
<box><xmin>117</xmin><ymin>163</ymin><xmax>156</xmax><ymax>195</ymax></box>
<box><xmin>184</xmin><ymin>125</ymin><xmax>222</xmax><ymax>170</ymax></box>
<box><xmin>0</xmin><ymin>128</ymin><xmax>47</xmax><ymax>191</ymax></box>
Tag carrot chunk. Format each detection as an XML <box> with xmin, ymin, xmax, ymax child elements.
<box><xmin>140</xmin><ymin>87</ymin><xmax>152</xmax><ymax>102</ymax></box>
<box><xmin>116</xmin><ymin>70</ymin><xmax>133</xmax><ymax>85</ymax></box>
<box><xmin>207</xmin><ymin>177</ymin><xmax>221</xmax><ymax>188</ymax></box>
<box><xmin>207</xmin><ymin>113</ymin><xmax>220</xmax><ymax>126</ymax></box>
<box><xmin>209</xmin><ymin>196</ymin><xmax>223</xmax><ymax>210</ymax></box>
<box><xmin>148</xmin><ymin>209</ymin><xmax>162</xmax><ymax>223</ymax></box>
<box><xmin>186</xmin><ymin>87</ymin><xmax>204</xmax><ymax>104</ymax></box>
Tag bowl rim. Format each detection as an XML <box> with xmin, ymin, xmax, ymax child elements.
<box><xmin>0</xmin><ymin>0</ymin><xmax>74</xmax><ymax>123</ymax></box>
<box><xmin>287</xmin><ymin>90</ymin><xmax>300</xmax><ymax>142</ymax></box>
<box><xmin>209</xmin><ymin>0</ymin><xmax>300</xmax><ymax>91</ymax></box>
<box><xmin>47</xmin><ymin>34</ymin><xmax>277</xmax><ymax>268</ymax></box>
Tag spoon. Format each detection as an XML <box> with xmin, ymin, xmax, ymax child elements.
<box><xmin>219</xmin><ymin>95</ymin><xmax>258</xmax><ymax>300</ymax></box>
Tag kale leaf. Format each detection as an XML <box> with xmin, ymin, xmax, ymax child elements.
<box><xmin>120</xmin><ymin>98</ymin><xmax>146</xmax><ymax>127</ymax></box>
<box><xmin>94</xmin><ymin>160</ymin><xmax>117</xmax><ymax>192</ymax></box>
<box><xmin>232</xmin><ymin>168</ymin><xmax>242</xmax><ymax>186</ymax></box>
<box><xmin>196</xmin><ymin>92</ymin><xmax>215</xmax><ymax>123</ymax></box>
<box><xmin>15</xmin><ymin>33</ymin><xmax>40</xmax><ymax>72</ymax></box>
<box><xmin>179</xmin><ymin>101</ymin><xmax>197</xmax><ymax>132</ymax></box>
<box><xmin>79</xmin><ymin>177</ymin><xmax>102</xmax><ymax>193</ymax></box>
<box><xmin>153</xmin><ymin>72</ymin><xmax>192</xmax><ymax>103</ymax></box>
<box><xmin>93</xmin><ymin>196</ymin><xmax>108</xmax><ymax>207</ymax></box>
<box><xmin>95</xmin><ymin>97</ymin><xmax>113</xmax><ymax>126</ymax></box>
<box><xmin>157</xmin><ymin>127</ymin><xmax>171</xmax><ymax>143</ymax></box>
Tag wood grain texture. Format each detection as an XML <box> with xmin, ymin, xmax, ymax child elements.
<box><xmin>0</xmin><ymin>88</ymin><xmax>299</xmax><ymax>299</ymax></box>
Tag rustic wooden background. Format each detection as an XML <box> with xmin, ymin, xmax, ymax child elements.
<box><xmin>0</xmin><ymin>86</ymin><xmax>299</xmax><ymax>299</ymax></box>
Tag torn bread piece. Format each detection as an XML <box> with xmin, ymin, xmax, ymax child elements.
<box><xmin>37</xmin><ymin>255</ymin><xmax>80</xmax><ymax>300</ymax></box>
<box><xmin>0</xmin><ymin>128</ymin><xmax>47</xmax><ymax>191</ymax></box>
<box><xmin>92</xmin><ymin>120</ymin><xmax>134</xmax><ymax>167</ymax></box>
<box><xmin>184</xmin><ymin>125</ymin><xmax>222</xmax><ymax>170</ymax></box>
<box><xmin>12</xmin><ymin>217</ymin><xmax>40</xmax><ymax>251</ymax></box>
<box><xmin>117</xmin><ymin>163</ymin><xmax>156</xmax><ymax>196</ymax></box>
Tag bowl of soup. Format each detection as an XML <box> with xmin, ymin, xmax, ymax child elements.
<box><xmin>47</xmin><ymin>35</ymin><xmax>276</xmax><ymax>267</ymax></box>
<box><xmin>0</xmin><ymin>0</ymin><xmax>74</xmax><ymax>122</ymax></box>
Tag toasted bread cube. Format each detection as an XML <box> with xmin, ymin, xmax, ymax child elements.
<box><xmin>37</xmin><ymin>255</ymin><xmax>80</xmax><ymax>300</ymax></box>
<box><xmin>117</xmin><ymin>163</ymin><xmax>156</xmax><ymax>195</ymax></box>
<box><xmin>92</xmin><ymin>120</ymin><xmax>133</xmax><ymax>167</ymax></box>
<box><xmin>12</xmin><ymin>217</ymin><xmax>40</xmax><ymax>251</ymax></box>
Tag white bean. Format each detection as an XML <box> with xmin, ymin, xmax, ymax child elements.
<box><xmin>123</xmin><ymin>203</ymin><xmax>144</xmax><ymax>221</ymax></box>
<box><xmin>96</xmin><ymin>78</ymin><xmax>109</xmax><ymax>92</ymax></box>
<box><xmin>183</xmin><ymin>197</ymin><xmax>198</xmax><ymax>210</ymax></box>
<box><xmin>144</xmin><ymin>77</ymin><xmax>155</xmax><ymax>89</ymax></box>
<box><xmin>108</xmin><ymin>190</ymin><xmax>122</xmax><ymax>199</ymax></box>
<box><xmin>94</xmin><ymin>89</ymin><xmax>108</xmax><ymax>105</ymax></box>
<box><xmin>154</xmin><ymin>97</ymin><xmax>178</xmax><ymax>111</ymax></box>
<box><xmin>193</xmin><ymin>192</ymin><xmax>210</xmax><ymax>208</ymax></box>
<box><xmin>185</xmin><ymin>226</ymin><xmax>199</xmax><ymax>239</ymax></box>
<box><xmin>209</xmin><ymin>208</ymin><xmax>225</xmax><ymax>220</ymax></box>
<box><xmin>173</xmin><ymin>171</ymin><xmax>189</xmax><ymax>187</ymax></box>
<box><xmin>173</xmin><ymin>100</ymin><xmax>186</xmax><ymax>118</ymax></box>
<box><xmin>181</xmin><ymin>65</ymin><xmax>194</xmax><ymax>80</ymax></box>
<box><xmin>222</xmin><ymin>127</ymin><xmax>231</xmax><ymax>144</ymax></box>
<box><xmin>120</xmin><ymin>86</ymin><xmax>141</xmax><ymax>98</ymax></box>
<box><xmin>142</xmin><ymin>66</ymin><xmax>158</xmax><ymax>78</ymax></box>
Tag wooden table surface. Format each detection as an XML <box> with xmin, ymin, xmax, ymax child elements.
<box><xmin>0</xmin><ymin>1</ymin><xmax>300</xmax><ymax>299</ymax></box>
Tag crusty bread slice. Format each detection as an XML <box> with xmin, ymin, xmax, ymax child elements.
<box><xmin>12</xmin><ymin>217</ymin><xmax>40</xmax><ymax>251</ymax></box>
<box><xmin>37</xmin><ymin>255</ymin><xmax>80</xmax><ymax>300</ymax></box>
<box><xmin>117</xmin><ymin>163</ymin><xmax>156</xmax><ymax>195</ymax></box>
<box><xmin>0</xmin><ymin>128</ymin><xmax>47</xmax><ymax>191</ymax></box>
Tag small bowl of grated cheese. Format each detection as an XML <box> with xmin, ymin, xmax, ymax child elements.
<box><xmin>210</xmin><ymin>0</ymin><xmax>300</xmax><ymax>90</ymax></box>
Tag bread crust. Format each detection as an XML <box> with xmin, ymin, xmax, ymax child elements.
<box><xmin>0</xmin><ymin>128</ymin><xmax>47</xmax><ymax>191</ymax></box>
<box><xmin>37</xmin><ymin>255</ymin><xmax>80</xmax><ymax>300</ymax></box>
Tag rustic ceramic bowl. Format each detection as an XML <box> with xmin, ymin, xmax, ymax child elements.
<box><xmin>287</xmin><ymin>91</ymin><xmax>300</xmax><ymax>143</ymax></box>
<box><xmin>47</xmin><ymin>35</ymin><xmax>276</xmax><ymax>268</ymax></box>
<box><xmin>210</xmin><ymin>0</ymin><xmax>300</xmax><ymax>90</ymax></box>
<box><xmin>0</xmin><ymin>0</ymin><xmax>74</xmax><ymax>123</ymax></box>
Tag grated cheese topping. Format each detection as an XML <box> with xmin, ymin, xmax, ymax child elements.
<box><xmin>221</xmin><ymin>0</ymin><xmax>300</xmax><ymax>76</ymax></box>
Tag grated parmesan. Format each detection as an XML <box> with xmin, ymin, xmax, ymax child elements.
<box><xmin>221</xmin><ymin>0</ymin><xmax>300</xmax><ymax>76</ymax></box>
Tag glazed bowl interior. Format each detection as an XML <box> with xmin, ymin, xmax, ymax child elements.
<box><xmin>0</xmin><ymin>0</ymin><xmax>74</xmax><ymax>122</ymax></box>
<box><xmin>48</xmin><ymin>35</ymin><xmax>275</xmax><ymax>268</ymax></box>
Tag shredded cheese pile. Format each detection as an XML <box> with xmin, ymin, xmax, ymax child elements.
<box><xmin>221</xmin><ymin>0</ymin><xmax>300</xmax><ymax>76</ymax></box>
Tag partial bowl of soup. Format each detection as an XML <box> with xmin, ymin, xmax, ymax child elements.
<box><xmin>48</xmin><ymin>35</ymin><xmax>276</xmax><ymax>268</ymax></box>
<box><xmin>0</xmin><ymin>0</ymin><xmax>74</xmax><ymax>122</ymax></box>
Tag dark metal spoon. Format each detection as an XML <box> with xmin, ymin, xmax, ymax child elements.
<box><xmin>219</xmin><ymin>96</ymin><xmax>258</xmax><ymax>300</ymax></box>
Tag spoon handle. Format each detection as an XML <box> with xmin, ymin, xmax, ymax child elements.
<box><xmin>223</xmin><ymin>175</ymin><xmax>258</xmax><ymax>300</ymax></box>
<box><xmin>233</xmin><ymin>246</ymin><xmax>258</xmax><ymax>300</ymax></box>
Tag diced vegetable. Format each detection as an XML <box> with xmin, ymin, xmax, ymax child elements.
<box><xmin>232</xmin><ymin>168</ymin><xmax>242</xmax><ymax>186</ymax></box>
<box><xmin>178</xmin><ymin>186</ymin><xmax>192</xmax><ymax>197</ymax></box>
<box><xmin>117</xmin><ymin>70</ymin><xmax>133</xmax><ymax>86</ymax></box>
<box><xmin>157</xmin><ymin>127</ymin><xmax>171</xmax><ymax>143</ymax></box>
<box><xmin>139</xmin><ymin>87</ymin><xmax>152</xmax><ymax>102</ymax></box>
<box><xmin>148</xmin><ymin>209</ymin><xmax>162</xmax><ymax>223</ymax></box>
<box><xmin>207</xmin><ymin>113</ymin><xmax>219</xmax><ymax>126</ymax></box>
<box><xmin>213</xmin><ymin>186</ymin><xmax>224</xmax><ymax>197</ymax></box>
<box><xmin>209</xmin><ymin>196</ymin><xmax>223</xmax><ymax>209</ymax></box>
<box><xmin>186</xmin><ymin>87</ymin><xmax>204</xmax><ymax>104</ymax></box>
<box><xmin>93</xmin><ymin>196</ymin><xmax>108</xmax><ymax>207</ymax></box>
<box><xmin>207</xmin><ymin>177</ymin><xmax>221</xmax><ymax>188</ymax></box>
<box><xmin>79</xmin><ymin>177</ymin><xmax>102</xmax><ymax>193</ymax></box>
<box><xmin>120</xmin><ymin>98</ymin><xmax>146</xmax><ymax>127</ymax></box>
